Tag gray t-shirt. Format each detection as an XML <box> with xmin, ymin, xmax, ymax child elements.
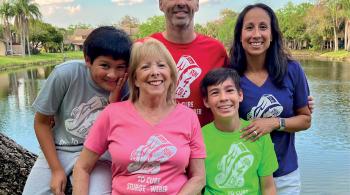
<box><xmin>33</xmin><ymin>60</ymin><xmax>109</xmax><ymax>152</ymax></box>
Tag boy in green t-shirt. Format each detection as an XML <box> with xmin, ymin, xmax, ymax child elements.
<box><xmin>200</xmin><ymin>68</ymin><xmax>278</xmax><ymax>195</ymax></box>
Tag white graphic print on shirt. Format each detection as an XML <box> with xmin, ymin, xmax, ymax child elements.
<box><xmin>127</xmin><ymin>135</ymin><xmax>177</xmax><ymax>175</ymax></box>
<box><xmin>247</xmin><ymin>94</ymin><xmax>283</xmax><ymax>120</ymax></box>
<box><xmin>65</xmin><ymin>96</ymin><xmax>108</xmax><ymax>139</ymax></box>
<box><xmin>176</xmin><ymin>55</ymin><xmax>202</xmax><ymax>99</ymax></box>
<box><xmin>215</xmin><ymin>143</ymin><xmax>254</xmax><ymax>188</ymax></box>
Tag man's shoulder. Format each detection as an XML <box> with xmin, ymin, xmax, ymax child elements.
<box><xmin>149</xmin><ymin>32</ymin><xmax>163</xmax><ymax>40</ymax></box>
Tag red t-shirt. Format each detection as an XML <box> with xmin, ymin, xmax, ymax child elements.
<box><xmin>151</xmin><ymin>33</ymin><xmax>229</xmax><ymax>126</ymax></box>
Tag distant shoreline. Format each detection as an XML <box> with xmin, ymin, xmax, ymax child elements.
<box><xmin>290</xmin><ymin>50</ymin><xmax>350</xmax><ymax>63</ymax></box>
<box><xmin>0</xmin><ymin>50</ymin><xmax>349</xmax><ymax>73</ymax></box>
<box><xmin>0</xmin><ymin>51</ymin><xmax>83</xmax><ymax>73</ymax></box>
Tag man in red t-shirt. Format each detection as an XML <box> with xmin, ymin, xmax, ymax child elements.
<box><xmin>152</xmin><ymin>0</ymin><xmax>229</xmax><ymax>126</ymax></box>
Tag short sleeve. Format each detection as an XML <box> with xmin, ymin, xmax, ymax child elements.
<box><xmin>84</xmin><ymin>105</ymin><xmax>111</xmax><ymax>155</ymax></box>
<box><xmin>257</xmin><ymin>134</ymin><xmax>278</xmax><ymax>177</ymax></box>
<box><xmin>290</xmin><ymin>61</ymin><xmax>310</xmax><ymax>109</ymax></box>
<box><xmin>189</xmin><ymin>111</ymin><xmax>206</xmax><ymax>159</ymax></box>
<box><xmin>32</xmin><ymin>68</ymin><xmax>69</xmax><ymax>115</ymax></box>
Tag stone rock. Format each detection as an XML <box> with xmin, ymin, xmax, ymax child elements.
<box><xmin>0</xmin><ymin>133</ymin><xmax>72</xmax><ymax>194</ymax></box>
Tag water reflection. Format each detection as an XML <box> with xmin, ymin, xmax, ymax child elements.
<box><xmin>0</xmin><ymin>65</ymin><xmax>55</xmax><ymax>153</ymax></box>
<box><xmin>300</xmin><ymin>60</ymin><xmax>350</xmax><ymax>151</ymax></box>
<box><xmin>298</xmin><ymin>60</ymin><xmax>350</xmax><ymax>194</ymax></box>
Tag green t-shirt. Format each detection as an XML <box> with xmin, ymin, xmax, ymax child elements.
<box><xmin>203</xmin><ymin>119</ymin><xmax>278</xmax><ymax>195</ymax></box>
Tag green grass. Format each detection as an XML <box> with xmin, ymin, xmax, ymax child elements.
<box><xmin>0</xmin><ymin>51</ymin><xmax>83</xmax><ymax>68</ymax></box>
<box><xmin>290</xmin><ymin>49</ymin><xmax>350</xmax><ymax>61</ymax></box>
<box><xmin>320</xmin><ymin>50</ymin><xmax>350</xmax><ymax>59</ymax></box>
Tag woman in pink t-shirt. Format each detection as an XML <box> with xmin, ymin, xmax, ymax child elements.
<box><xmin>73</xmin><ymin>38</ymin><xmax>206</xmax><ymax>195</ymax></box>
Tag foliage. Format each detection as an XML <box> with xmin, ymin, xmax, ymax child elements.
<box><xmin>13</xmin><ymin>0</ymin><xmax>41</xmax><ymax>56</ymax></box>
<box><xmin>135</xmin><ymin>15</ymin><xmax>165</xmax><ymax>38</ymax></box>
<box><xmin>0</xmin><ymin>1</ymin><xmax>15</xmax><ymax>53</ymax></box>
<box><xmin>194</xmin><ymin>23</ymin><xmax>207</xmax><ymax>35</ymax></box>
<box><xmin>276</xmin><ymin>2</ymin><xmax>313</xmax><ymax>49</ymax></box>
<box><xmin>196</xmin><ymin>9</ymin><xmax>237</xmax><ymax>48</ymax></box>
<box><xmin>30</xmin><ymin>20</ymin><xmax>64</xmax><ymax>53</ymax></box>
<box><xmin>118</xmin><ymin>15</ymin><xmax>139</xmax><ymax>28</ymax></box>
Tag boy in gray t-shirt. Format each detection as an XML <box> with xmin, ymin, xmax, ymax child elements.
<box><xmin>23</xmin><ymin>26</ymin><xmax>132</xmax><ymax>195</ymax></box>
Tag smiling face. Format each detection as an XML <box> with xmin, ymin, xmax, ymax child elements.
<box><xmin>159</xmin><ymin>0</ymin><xmax>199</xmax><ymax>29</ymax></box>
<box><xmin>86</xmin><ymin>55</ymin><xmax>127</xmax><ymax>92</ymax></box>
<box><xmin>204</xmin><ymin>78</ymin><xmax>243</xmax><ymax>120</ymax></box>
<box><xmin>135</xmin><ymin>55</ymin><xmax>172</xmax><ymax>99</ymax></box>
<box><xmin>241</xmin><ymin>7</ymin><xmax>272</xmax><ymax>58</ymax></box>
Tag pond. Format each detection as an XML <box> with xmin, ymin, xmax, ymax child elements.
<box><xmin>0</xmin><ymin>60</ymin><xmax>349</xmax><ymax>194</ymax></box>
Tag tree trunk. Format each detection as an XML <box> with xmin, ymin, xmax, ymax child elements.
<box><xmin>20</xmin><ymin>26</ymin><xmax>26</xmax><ymax>56</ymax></box>
<box><xmin>345</xmin><ymin>19</ymin><xmax>350</xmax><ymax>51</ymax></box>
<box><xmin>26</xmin><ymin>35</ymin><xmax>31</xmax><ymax>57</ymax></box>
<box><xmin>333</xmin><ymin>27</ymin><xmax>338</xmax><ymax>51</ymax></box>
<box><xmin>25</xmin><ymin>21</ymin><xmax>31</xmax><ymax>56</ymax></box>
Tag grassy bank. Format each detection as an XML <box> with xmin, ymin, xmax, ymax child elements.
<box><xmin>291</xmin><ymin>50</ymin><xmax>350</xmax><ymax>62</ymax></box>
<box><xmin>0</xmin><ymin>51</ymin><xmax>83</xmax><ymax>70</ymax></box>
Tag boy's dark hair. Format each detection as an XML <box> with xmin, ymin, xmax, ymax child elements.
<box><xmin>83</xmin><ymin>26</ymin><xmax>132</xmax><ymax>65</ymax></box>
<box><xmin>200</xmin><ymin>68</ymin><xmax>241</xmax><ymax>99</ymax></box>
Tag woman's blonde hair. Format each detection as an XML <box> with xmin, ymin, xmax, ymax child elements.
<box><xmin>128</xmin><ymin>38</ymin><xmax>178</xmax><ymax>103</ymax></box>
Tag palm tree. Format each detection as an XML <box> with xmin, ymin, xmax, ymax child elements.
<box><xmin>13</xmin><ymin>0</ymin><xmax>41</xmax><ymax>56</ymax></box>
<box><xmin>342</xmin><ymin>0</ymin><xmax>350</xmax><ymax>51</ymax></box>
<box><xmin>0</xmin><ymin>0</ymin><xmax>15</xmax><ymax>55</ymax></box>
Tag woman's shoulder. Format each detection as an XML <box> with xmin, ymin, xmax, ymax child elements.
<box><xmin>287</xmin><ymin>60</ymin><xmax>304</xmax><ymax>73</ymax></box>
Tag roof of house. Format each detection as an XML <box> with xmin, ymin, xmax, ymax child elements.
<box><xmin>64</xmin><ymin>27</ymin><xmax>139</xmax><ymax>45</ymax></box>
<box><xmin>65</xmin><ymin>28</ymin><xmax>94</xmax><ymax>46</ymax></box>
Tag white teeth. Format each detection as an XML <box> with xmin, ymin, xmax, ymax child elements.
<box><xmin>218</xmin><ymin>105</ymin><xmax>232</xmax><ymax>109</ymax></box>
<box><xmin>251</xmin><ymin>42</ymin><xmax>262</xmax><ymax>46</ymax></box>
<box><xmin>149</xmin><ymin>81</ymin><xmax>162</xmax><ymax>86</ymax></box>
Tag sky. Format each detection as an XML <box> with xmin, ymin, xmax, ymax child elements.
<box><xmin>30</xmin><ymin>0</ymin><xmax>315</xmax><ymax>28</ymax></box>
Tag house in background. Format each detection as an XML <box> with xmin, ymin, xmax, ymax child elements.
<box><xmin>65</xmin><ymin>27</ymin><xmax>139</xmax><ymax>51</ymax></box>
<box><xmin>66</xmin><ymin>28</ymin><xmax>94</xmax><ymax>51</ymax></box>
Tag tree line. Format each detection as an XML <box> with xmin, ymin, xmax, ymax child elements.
<box><xmin>134</xmin><ymin>0</ymin><xmax>350</xmax><ymax>52</ymax></box>
<box><xmin>1</xmin><ymin>0</ymin><xmax>349</xmax><ymax>56</ymax></box>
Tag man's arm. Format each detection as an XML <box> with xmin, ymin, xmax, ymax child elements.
<box><xmin>260</xmin><ymin>175</ymin><xmax>276</xmax><ymax>195</ymax></box>
<box><xmin>34</xmin><ymin>112</ymin><xmax>66</xmax><ymax>195</ymax></box>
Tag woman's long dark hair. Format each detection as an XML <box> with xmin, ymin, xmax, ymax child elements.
<box><xmin>229</xmin><ymin>3</ymin><xmax>291</xmax><ymax>87</ymax></box>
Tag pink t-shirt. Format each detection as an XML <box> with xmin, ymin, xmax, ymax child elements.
<box><xmin>84</xmin><ymin>100</ymin><xmax>206</xmax><ymax>195</ymax></box>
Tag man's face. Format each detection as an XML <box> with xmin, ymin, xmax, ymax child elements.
<box><xmin>159</xmin><ymin>0</ymin><xmax>199</xmax><ymax>29</ymax></box>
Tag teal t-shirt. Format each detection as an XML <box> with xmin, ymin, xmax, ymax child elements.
<box><xmin>203</xmin><ymin>119</ymin><xmax>278</xmax><ymax>195</ymax></box>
